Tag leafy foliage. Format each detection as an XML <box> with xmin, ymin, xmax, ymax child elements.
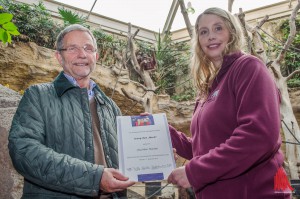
<box><xmin>0</xmin><ymin>0</ymin><xmax>60</xmax><ymax>48</ymax></box>
<box><xmin>287</xmin><ymin>78</ymin><xmax>300</xmax><ymax>88</ymax></box>
<box><xmin>93</xmin><ymin>29</ymin><xmax>127</xmax><ymax>65</ymax></box>
<box><xmin>278</xmin><ymin>17</ymin><xmax>300</xmax><ymax>87</ymax></box>
<box><xmin>153</xmin><ymin>33</ymin><xmax>192</xmax><ymax>97</ymax></box>
<box><xmin>138</xmin><ymin>33</ymin><xmax>195</xmax><ymax>101</ymax></box>
<box><xmin>58</xmin><ymin>7</ymin><xmax>87</xmax><ymax>27</ymax></box>
<box><xmin>0</xmin><ymin>5</ymin><xmax>20</xmax><ymax>44</ymax></box>
<box><xmin>136</xmin><ymin>33</ymin><xmax>194</xmax><ymax>100</ymax></box>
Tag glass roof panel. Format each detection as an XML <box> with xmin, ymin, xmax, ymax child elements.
<box><xmin>53</xmin><ymin>0</ymin><xmax>285</xmax><ymax>32</ymax></box>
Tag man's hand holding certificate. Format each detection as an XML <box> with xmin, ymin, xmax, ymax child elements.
<box><xmin>117</xmin><ymin>113</ymin><xmax>176</xmax><ymax>182</ymax></box>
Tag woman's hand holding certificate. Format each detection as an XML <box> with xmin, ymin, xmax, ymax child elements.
<box><xmin>117</xmin><ymin>113</ymin><xmax>176</xmax><ymax>182</ymax></box>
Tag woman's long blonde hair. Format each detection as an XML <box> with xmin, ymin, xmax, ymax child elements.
<box><xmin>190</xmin><ymin>7</ymin><xmax>245</xmax><ymax>98</ymax></box>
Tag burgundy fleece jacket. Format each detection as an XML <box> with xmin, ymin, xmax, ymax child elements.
<box><xmin>169</xmin><ymin>52</ymin><xmax>291</xmax><ymax>199</ymax></box>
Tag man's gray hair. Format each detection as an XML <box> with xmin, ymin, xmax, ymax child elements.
<box><xmin>55</xmin><ymin>24</ymin><xmax>97</xmax><ymax>51</ymax></box>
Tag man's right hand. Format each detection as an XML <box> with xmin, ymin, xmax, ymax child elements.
<box><xmin>100</xmin><ymin>168</ymin><xmax>135</xmax><ymax>193</ymax></box>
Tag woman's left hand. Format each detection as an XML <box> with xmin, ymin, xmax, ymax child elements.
<box><xmin>167</xmin><ymin>166</ymin><xmax>191</xmax><ymax>188</ymax></box>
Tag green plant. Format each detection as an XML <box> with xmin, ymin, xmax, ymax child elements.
<box><xmin>151</xmin><ymin>32</ymin><xmax>191</xmax><ymax>96</ymax></box>
<box><xmin>171</xmin><ymin>83</ymin><xmax>196</xmax><ymax>102</ymax></box>
<box><xmin>58</xmin><ymin>7</ymin><xmax>87</xmax><ymax>27</ymax></box>
<box><xmin>287</xmin><ymin>78</ymin><xmax>300</xmax><ymax>88</ymax></box>
<box><xmin>0</xmin><ymin>0</ymin><xmax>60</xmax><ymax>48</ymax></box>
<box><xmin>135</xmin><ymin>32</ymin><xmax>194</xmax><ymax>101</ymax></box>
<box><xmin>276</xmin><ymin>17</ymin><xmax>300</xmax><ymax>84</ymax></box>
<box><xmin>93</xmin><ymin>29</ymin><xmax>127</xmax><ymax>65</ymax></box>
<box><xmin>0</xmin><ymin>5</ymin><xmax>20</xmax><ymax>43</ymax></box>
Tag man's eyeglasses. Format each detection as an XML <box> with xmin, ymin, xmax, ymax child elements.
<box><xmin>59</xmin><ymin>45</ymin><xmax>97</xmax><ymax>54</ymax></box>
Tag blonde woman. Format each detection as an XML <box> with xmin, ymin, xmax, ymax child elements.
<box><xmin>168</xmin><ymin>7</ymin><xmax>292</xmax><ymax>199</ymax></box>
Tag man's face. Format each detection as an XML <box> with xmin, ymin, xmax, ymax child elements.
<box><xmin>55</xmin><ymin>30</ymin><xmax>99</xmax><ymax>81</ymax></box>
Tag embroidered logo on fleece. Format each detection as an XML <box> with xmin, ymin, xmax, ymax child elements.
<box><xmin>207</xmin><ymin>90</ymin><xmax>219</xmax><ymax>102</ymax></box>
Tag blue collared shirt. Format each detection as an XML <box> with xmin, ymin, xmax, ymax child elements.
<box><xmin>63</xmin><ymin>73</ymin><xmax>96</xmax><ymax>100</ymax></box>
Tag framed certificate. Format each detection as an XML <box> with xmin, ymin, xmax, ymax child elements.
<box><xmin>117</xmin><ymin>113</ymin><xmax>176</xmax><ymax>182</ymax></box>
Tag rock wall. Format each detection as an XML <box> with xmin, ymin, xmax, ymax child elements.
<box><xmin>0</xmin><ymin>85</ymin><xmax>22</xmax><ymax>199</ymax></box>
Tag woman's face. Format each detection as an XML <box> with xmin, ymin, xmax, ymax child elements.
<box><xmin>197</xmin><ymin>14</ymin><xmax>230</xmax><ymax>68</ymax></box>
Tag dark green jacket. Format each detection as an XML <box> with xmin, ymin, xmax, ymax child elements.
<box><xmin>8</xmin><ymin>72</ymin><xmax>124</xmax><ymax>198</ymax></box>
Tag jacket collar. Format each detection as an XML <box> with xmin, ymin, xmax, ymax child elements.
<box><xmin>218</xmin><ymin>51</ymin><xmax>244</xmax><ymax>78</ymax></box>
<box><xmin>211</xmin><ymin>51</ymin><xmax>244</xmax><ymax>90</ymax></box>
<box><xmin>53</xmin><ymin>71</ymin><xmax>106</xmax><ymax>105</ymax></box>
<box><xmin>53</xmin><ymin>71</ymin><xmax>77</xmax><ymax>97</ymax></box>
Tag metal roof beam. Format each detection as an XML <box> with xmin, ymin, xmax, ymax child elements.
<box><xmin>163</xmin><ymin>0</ymin><xmax>179</xmax><ymax>34</ymax></box>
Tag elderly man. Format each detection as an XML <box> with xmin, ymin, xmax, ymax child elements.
<box><xmin>8</xmin><ymin>24</ymin><xmax>135</xmax><ymax>199</ymax></box>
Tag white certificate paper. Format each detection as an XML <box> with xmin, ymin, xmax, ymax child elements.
<box><xmin>117</xmin><ymin>113</ymin><xmax>176</xmax><ymax>182</ymax></box>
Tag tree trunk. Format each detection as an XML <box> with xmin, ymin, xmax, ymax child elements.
<box><xmin>178</xmin><ymin>0</ymin><xmax>193</xmax><ymax>38</ymax></box>
<box><xmin>237</xmin><ymin>0</ymin><xmax>300</xmax><ymax>179</ymax></box>
<box><xmin>272</xmin><ymin>0</ymin><xmax>300</xmax><ymax>179</ymax></box>
<box><xmin>278</xmin><ymin>76</ymin><xmax>300</xmax><ymax>179</ymax></box>
<box><xmin>120</xmin><ymin>23</ymin><xmax>157</xmax><ymax>113</ymax></box>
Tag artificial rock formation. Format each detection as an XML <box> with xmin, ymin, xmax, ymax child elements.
<box><xmin>0</xmin><ymin>84</ymin><xmax>22</xmax><ymax>199</ymax></box>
